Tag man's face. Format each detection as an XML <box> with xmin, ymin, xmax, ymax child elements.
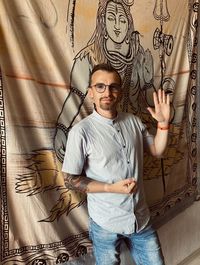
<box><xmin>105</xmin><ymin>1</ymin><xmax>129</xmax><ymax>43</ymax></box>
<box><xmin>88</xmin><ymin>70</ymin><xmax>122</xmax><ymax>115</ymax></box>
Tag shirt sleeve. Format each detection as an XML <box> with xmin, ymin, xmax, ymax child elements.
<box><xmin>62</xmin><ymin>126</ymin><xmax>86</xmax><ymax>175</ymax></box>
<box><xmin>134</xmin><ymin>115</ymin><xmax>154</xmax><ymax>147</ymax></box>
<box><xmin>142</xmin><ymin>124</ymin><xmax>154</xmax><ymax>147</ymax></box>
<box><xmin>143</xmin><ymin>126</ymin><xmax>154</xmax><ymax>147</ymax></box>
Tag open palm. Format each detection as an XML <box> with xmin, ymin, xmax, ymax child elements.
<box><xmin>147</xmin><ymin>89</ymin><xmax>170</xmax><ymax>124</ymax></box>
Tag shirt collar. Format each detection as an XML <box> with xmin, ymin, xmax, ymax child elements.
<box><xmin>92</xmin><ymin>109</ymin><xmax>118</xmax><ymax>125</ymax></box>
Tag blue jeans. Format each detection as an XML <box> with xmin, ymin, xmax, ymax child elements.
<box><xmin>89</xmin><ymin>218</ymin><xmax>165</xmax><ymax>265</ymax></box>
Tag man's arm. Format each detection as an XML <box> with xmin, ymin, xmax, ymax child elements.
<box><xmin>63</xmin><ymin>172</ymin><xmax>137</xmax><ymax>194</ymax></box>
<box><xmin>147</xmin><ymin>89</ymin><xmax>170</xmax><ymax>157</ymax></box>
<box><xmin>148</xmin><ymin>121</ymin><xmax>169</xmax><ymax>157</ymax></box>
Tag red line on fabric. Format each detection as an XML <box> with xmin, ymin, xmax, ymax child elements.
<box><xmin>5</xmin><ymin>74</ymin><xmax>70</xmax><ymax>89</ymax></box>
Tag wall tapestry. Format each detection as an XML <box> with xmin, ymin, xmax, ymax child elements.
<box><xmin>0</xmin><ymin>0</ymin><xmax>198</xmax><ymax>264</ymax></box>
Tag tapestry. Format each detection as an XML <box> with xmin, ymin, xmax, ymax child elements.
<box><xmin>0</xmin><ymin>0</ymin><xmax>198</xmax><ymax>264</ymax></box>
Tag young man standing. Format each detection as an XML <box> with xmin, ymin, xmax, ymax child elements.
<box><xmin>62</xmin><ymin>64</ymin><xmax>170</xmax><ymax>265</ymax></box>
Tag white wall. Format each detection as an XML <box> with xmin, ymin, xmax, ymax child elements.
<box><xmin>158</xmin><ymin>200</ymin><xmax>200</xmax><ymax>265</ymax></box>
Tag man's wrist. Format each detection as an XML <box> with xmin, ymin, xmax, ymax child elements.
<box><xmin>157</xmin><ymin>122</ymin><xmax>170</xmax><ymax>130</ymax></box>
<box><xmin>104</xmin><ymin>183</ymin><xmax>110</xmax><ymax>192</ymax></box>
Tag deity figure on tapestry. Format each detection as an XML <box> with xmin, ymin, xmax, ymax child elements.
<box><xmin>54</xmin><ymin>0</ymin><xmax>155</xmax><ymax>163</ymax></box>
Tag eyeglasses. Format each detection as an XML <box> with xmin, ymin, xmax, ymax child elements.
<box><xmin>90</xmin><ymin>83</ymin><xmax>122</xmax><ymax>93</ymax></box>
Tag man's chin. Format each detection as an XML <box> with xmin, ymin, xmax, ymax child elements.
<box><xmin>100</xmin><ymin>103</ymin><xmax>113</xmax><ymax>111</ymax></box>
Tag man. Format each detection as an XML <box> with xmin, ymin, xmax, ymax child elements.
<box><xmin>62</xmin><ymin>63</ymin><xmax>170</xmax><ymax>265</ymax></box>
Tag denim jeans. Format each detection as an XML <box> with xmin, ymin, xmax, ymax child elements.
<box><xmin>89</xmin><ymin>218</ymin><xmax>165</xmax><ymax>265</ymax></box>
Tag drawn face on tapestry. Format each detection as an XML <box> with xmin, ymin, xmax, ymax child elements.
<box><xmin>105</xmin><ymin>1</ymin><xmax>129</xmax><ymax>43</ymax></box>
<box><xmin>88</xmin><ymin>70</ymin><xmax>122</xmax><ymax>114</ymax></box>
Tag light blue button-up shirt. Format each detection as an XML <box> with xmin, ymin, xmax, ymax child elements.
<box><xmin>62</xmin><ymin>110</ymin><xmax>154</xmax><ymax>234</ymax></box>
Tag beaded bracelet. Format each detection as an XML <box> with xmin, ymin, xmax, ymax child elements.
<box><xmin>157</xmin><ymin>125</ymin><xmax>170</xmax><ymax>130</ymax></box>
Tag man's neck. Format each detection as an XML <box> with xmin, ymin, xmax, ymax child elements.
<box><xmin>95</xmin><ymin>108</ymin><xmax>117</xmax><ymax>119</ymax></box>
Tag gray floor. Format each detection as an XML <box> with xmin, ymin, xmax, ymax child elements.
<box><xmin>178</xmin><ymin>252</ymin><xmax>200</xmax><ymax>265</ymax></box>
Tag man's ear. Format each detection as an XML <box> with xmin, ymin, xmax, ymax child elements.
<box><xmin>88</xmin><ymin>87</ymin><xmax>94</xmax><ymax>99</ymax></box>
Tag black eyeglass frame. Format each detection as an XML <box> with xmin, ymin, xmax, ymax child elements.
<box><xmin>89</xmin><ymin>83</ymin><xmax>122</xmax><ymax>93</ymax></box>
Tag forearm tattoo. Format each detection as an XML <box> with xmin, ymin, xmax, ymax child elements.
<box><xmin>64</xmin><ymin>173</ymin><xmax>91</xmax><ymax>193</ymax></box>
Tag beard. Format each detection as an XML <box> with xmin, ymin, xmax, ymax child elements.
<box><xmin>99</xmin><ymin>97</ymin><xmax>117</xmax><ymax>110</ymax></box>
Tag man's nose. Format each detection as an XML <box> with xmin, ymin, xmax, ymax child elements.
<box><xmin>104</xmin><ymin>86</ymin><xmax>112</xmax><ymax>96</ymax></box>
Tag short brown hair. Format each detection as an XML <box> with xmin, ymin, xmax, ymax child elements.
<box><xmin>89</xmin><ymin>63</ymin><xmax>122</xmax><ymax>86</ymax></box>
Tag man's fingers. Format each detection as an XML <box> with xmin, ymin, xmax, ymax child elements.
<box><xmin>127</xmin><ymin>182</ymin><xmax>135</xmax><ymax>189</ymax></box>
<box><xmin>128</xmin><ymin>182</ymin><xmax>137</xmax><ymax>194</ymax></box>
<box><xmin>147</xmin><ymin>107</ymin><xmax>154</xmax><ymax>116</ymax></box>
<box><xmin>166</xmin><ymin>93</ymin><xmax>170</xmax><ymax>104</ymax></box>
<box><xmin>153</xmin><ymin>91</ymin><xmax>159</xmax><ymax>105</ymax></box>
<box><xmin>117</xmin><ymin>179</ymin><xmax>137</xmax><ymax>194</ymax></box>
<box><xmin>154</xmin><ymin>89</ymin><xmax>169</xmax><ymax>104</ymax></box>
<box><xmin>123</xmin><ymin>178</ymin><xmax>135</xmax><ymax>185</ymax></box>
<box><xmin>159</xmin><ymin>89</ymin><xmax>162</xmax><ymax>102</ymax></box>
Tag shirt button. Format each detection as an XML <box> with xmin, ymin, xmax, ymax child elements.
<box><xmin>127</xmin><ymin>161</ymin><xmax>130</xmax><ymax>164</ymax></box>
<box><xmin>123</xmin><ymin>145</ymin><xmax>126</xmax><ymax>148</ymax></box>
